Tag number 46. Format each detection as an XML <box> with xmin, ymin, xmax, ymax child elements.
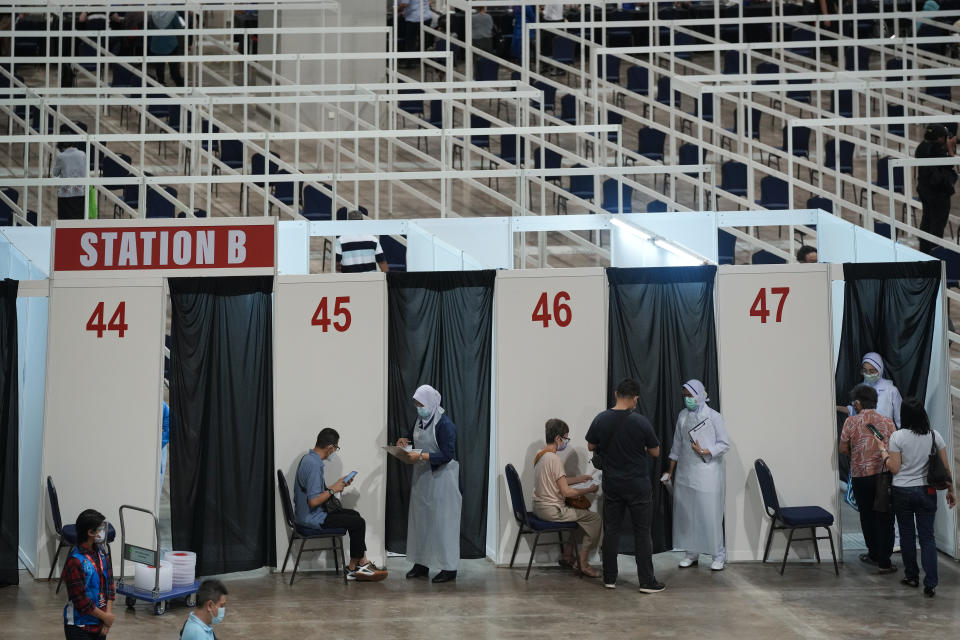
<box><xmin>749</xmin><ymin>287</ymin><xmax>790</xmax><ymax>324</ymax></box>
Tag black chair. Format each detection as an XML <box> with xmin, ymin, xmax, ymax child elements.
<box><xmin>504</xmin><ymin>464</ymin><xmax>579</xmax><ymax>580</ymax></box>
<box><xmin>380</xmin><ymin>235</ymin><xmax>407</xmax><ymax>271</ymax></box>
<box><xmin>718</xmin><ymin>229</ymin><xmax>736</xmax><ymax>265</ymax></box>
<box><xmin>754</xmin><ymin>459</ymin><xmax>838</xmax><ymax>575</ymax></box>
<box><xmin>47</xmin><ymin>476</ymin><xmax>115</xmax><ymax>593</ymax></box>
<box><xmin>751</xmin><ymin>250</ymin><xmax>787</xmax><ymax>265</ymax></box>
<box><xmin>276</xmin><ymin>469</ymin><xmax>347</xmax><ymax>585</ymax></box>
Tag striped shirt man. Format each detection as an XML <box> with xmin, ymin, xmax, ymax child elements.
<box><xmin>335</xmin><ymin>235</ymin><xmax>388</xmax><ymax>273</ymax></box>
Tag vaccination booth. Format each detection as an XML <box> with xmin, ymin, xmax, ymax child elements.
<box><xmin>0</xmin><ymin>209</ymin><xmax>955</xmax><ymax>584</ymax></box>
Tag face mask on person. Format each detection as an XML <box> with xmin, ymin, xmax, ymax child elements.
<box><xmin>863</xmin><ymin>372</ymin><xmax>880</xmax><ymax>384</ymax></box>
<box><xmin>211</xmin><ymin>606</ymin><xmax>225</xmax><ymax>625</ymax></box>
<box><xmin>94</xmin><ymin>525</ymin><xmax>107</xmax><ymax>545</ymax></box>
<box><xmin>557</xmin><ymin>437</ymin><xmax>569</xmax><ymax>452</ymax></box>
<box><xmin>417</xmin><ymin>406</ymin><xmax>432</xmax><ymax>420</ymax></box>
<box><xmin>684</xmin><ymin>397</ymin><xmax>698</xmax><ymax>411</ymax></box>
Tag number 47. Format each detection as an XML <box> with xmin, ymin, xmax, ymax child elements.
<box><xmin>749</xmin><ymin>287</ymin><xmax>790</xmax><ymax>324</ymax></box>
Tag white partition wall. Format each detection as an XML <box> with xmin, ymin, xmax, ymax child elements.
<box><xmin>39</xmin><ymin>278</ymin><xmax>165</xmax><ymax>577</ymax></box>
<box><xmin>273</xmin><ymin>273</ymin><xmax>388</xmax><ymax>570</ymax></box>
<box><xmin>716</xmin><ymin>265</ymin><xmax>839</xmax><ymax>562</ymax></box>
<box><xmin>493</xmin><ymin>268</ymin><xmax>607</xmax><ymax>565</ymax></box>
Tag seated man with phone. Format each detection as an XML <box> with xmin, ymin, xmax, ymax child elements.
<box><xmin>293</xmin><ymin>428</ymin><xmax>387</xmax><ymax>581</ymax></box>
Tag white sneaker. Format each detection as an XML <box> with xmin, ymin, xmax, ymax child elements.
<box><xmin>603</xmin><ymin>582</ymin><xmax>616</xmax><ymax>589</ymax></box>
<box><xmin>678</xmin><ymin>553</ymin><xmax>699</xmax><ymax>568</ymax></box>
<box><xmin>710</xmin><ymin>557</ymin><xmax>725</xmax><ymax>571</ymax></box>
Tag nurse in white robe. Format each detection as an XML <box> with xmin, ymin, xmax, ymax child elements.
<box><xmin>843</xmin><ymin>352</ymin><xmax>902</xmax><ymax>428</ymax></box>
<box><xmin>663</xmin><ymin>380</ymin><xmax>730</xmax><ymax>571</ymax></box>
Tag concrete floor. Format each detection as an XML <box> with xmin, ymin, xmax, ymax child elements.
<box><xmin>4</xmin><ymin>550</ymin><xmax>960</xmax><ymax>639</ymax></box>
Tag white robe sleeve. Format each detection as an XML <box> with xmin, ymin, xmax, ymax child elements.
<box><xmin>668</xmin><ymin>413</ymin><xmax>683</xmax><ymax>461</ymax></box>
<box><xmin>891</xmin><ymin>387</ymin><xmax>902</xmax><ymax>429</ymax></box>
<box><xmin>706</xmin><ymin>409</ymin><xmax>730</xmax><ymax>459</ymax></box>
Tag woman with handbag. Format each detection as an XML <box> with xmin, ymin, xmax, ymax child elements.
<box><xmin>880</xmin><ymin>398</ymin><xmax>956</xmax><ymax>597</ymax></box>
<box><xmin>531</xmin><ymin>419</ymin><xmax>602</xmax><ymax>578</ymax></box>
<box><xmin>838</xmin><ymin>384</ymin><xmax>898</xmax><ymax>574</ymax></box>
<box><xmin>662</xmin><ymin>380</ymin><xmax>730</xmax><ymax>571</ymax></box>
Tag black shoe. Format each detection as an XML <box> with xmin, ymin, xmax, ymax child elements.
<box><xmin>924</xmin><ymin>586</ymin><xmax>935</xmax><ymax>597</ymax></box>
<box><xmin>405</xmin><ymin>564</ymin><xmax>429</xmax><ymax>579</ymax></box>
<box><xmin>901</xmin><ymin>577</ymin><xmax>919</xmax><ymax>588</ymax></box>
<box><xmin>431</xmin><ymin>570</ymin><xmax>457</xmax><ymax>583</ymax></box>
<box><xmin>877</xmin><ymin>565</ymin><xmax>897</xmax><ymax>575</ymax></box>
<box><xmin>638</xmin><ymin>581</ymin><xmax>666</xmax><ymax>594</ymax></box>
<box><xmin>858</xmin><ymin>553</ymin><xmax>878</xmax><ymax>565</ymax></box>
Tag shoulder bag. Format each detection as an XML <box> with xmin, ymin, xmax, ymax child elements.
<box><xmin>873</xmin><ymin>462</ymin><xmax>893</xmax><ymax>512</ymax></box>
<box><xmin>927</xmin><ymin>432</ymin><xmax>953</xmax><ymax>490</ymax></box>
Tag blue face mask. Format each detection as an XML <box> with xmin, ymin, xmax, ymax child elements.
<box><xmin>684</xmin><ymin>397</ymin><xmax>698</xmax><ymax>411</ymax></box>
<box><xmin>211</xmin><ymin>606</ymin><xmax>225</xmax><ymax>625</ymax></box>
<box><xmin>417</xmin><ymin>406</ymin><xmax>432</xmax><ymax>420</ymax></box>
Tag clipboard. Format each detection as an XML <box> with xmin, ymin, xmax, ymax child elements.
<box><xmin>383</xmin><ymin>445</ymin><xmax>421</xmax><ymax>464</ymax></box>
<box><xmin>688</xmin><ymin>419</ymin><xmax>708</xmax><ymax>463</ymax></box>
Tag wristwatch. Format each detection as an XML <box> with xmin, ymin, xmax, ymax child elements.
<box><xmin>328</xmin><ymin>488</ymin><xmax>336</xmax><ymax>497</ymax></box>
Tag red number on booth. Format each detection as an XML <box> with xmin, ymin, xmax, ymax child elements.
<box><xmin>771</xmin><ymin>287</ymin><xmax>790</xmax><ymax>322</ymax></box>
<box><xmin>107</xmin><ymin>302</ymin><xmax>128</xmax><ymax>337</ymax></box>
<box><xmin>312</xmin><ymin>297</ymin><xmax>351</xmax><ymax>332</ymax></box>
<box><xmin>532</xmin><ymin>292</ymin><xmax>552</xmax><ymax>327</ymax></box>
<box><xmin>86</xmin><ymin>302</ymin><xmax>127</xmax><ymax>338</ymax></box>
<box><xmin>749</xmin><ymin>289</ymin><xmax>770</xmax><ymax>324</ymax></box>
<box><xmin>553</xmin><ymin>291</ymin><xmax>572</xmax><ymax>327</ymax></box>
<box><xmin>333</xmin><ymin>296</ymin><xmax>351</xmax><ymax>332</ymax></box>
<box><xmin>86</xmin><ymin>301</ymin><xmax>107</xmax><ymax>337</ymax></box>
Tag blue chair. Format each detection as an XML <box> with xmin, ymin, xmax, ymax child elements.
<box><xmin>559</xmin><ymin>164</ymin><xmax>594</xmax><ymax>214</ymax></box>
<box><xmin>606</xmin><ymin>111</ymin><xmax>623</xmax><ymax>142</ymax></box>
<box><xmin>790</xmin><ymin>27</ymin><xmax>815</xmax><ymax>58</ymax></box>
<box><xmin>754</xmin><ymin>459</ymin><xmax>838</xmax><ymax>575</ymax></box>
<box><xmin>756</xmin><ymin>176</ymin><xmax>790</xmax><ymax>211</ymax></box>
<box><xmin>302</xmin><ymin>185</ymin><xmax>333</xmax><ymax>221</ymax></box>
<box><xmin>786</xmin><ymin>78</ymin><xmax>811</xmax><ymax>105</ymax></box>
<box><xmin>859</xmin><ymin>156</ymin><xmax>905</xmax><ymax>209</ymax></box>
<box><xmin>398</xmin><ymin>88</ymin><xmax>424</xmax><ymax>118</ymax></box>
<box><xmin>380</xmin><ymin>235</ymin><xmax>407</xmax><ymax>271</ymax></box>
<box><xmin>673</xmin><ymin>31</ymin><xmax>693</xmax><ymax>61</ymax></box>
<box><xmin>722</xmin><ymin>106</ymin><xmax>763</xmax><ymax>151</ymax></box>
<box><xmin>0</xmin><ymin>188</ymin><xmax>19</xmax><ymax>226</ymax></box>
<box><xmin>47</xmin><ymin>476</ymin><xmax>116</xmax><ymax>593</ymax></box>
<box><xmin>601</xmin><ymin>178</ymin><xmax>633</xmax><ymax>214</ymax></box>
<box><xmin>146</xmin><ymin>186</ymin><xmax>177</xmax><ymax>218</ymax></box>
<box><xmin>807</xmin><ymin>196</ymin><xmax>833</xmax><ymax>214</ymax></box>
<box><xmin>453</xmin><ymin>115</ymin><xmax>491</xmax><ymax>169</ymax></box>
<box><xmin>273</xmin><ymin>170</ymin><xmax>297</xmax><ymax>209</ymax></box>
<box><xmin>495</xmin><ymin>134</ymin><xmax>524</xmax><ymax>188</ymax></box>
<box><xmin>874</xmin><ymin>221</ymin><xmax>892</xmax><ymax>238</ymax></box>
<box><xmin>531</xmin><ymin>81</ymin><xmax>556</xmax><ymax>112</ymax></box>
<box><xmin>722</xmin><ymin>50</ymin><xmax>744</xmax><ymax>75</ymax></box>
<box><xmin>655</xmin><ymin>76</ymin><xmax>676</xmax><ymax>107</ymax></box>
<box><xmin>719</xmin><ymin>160</ymin><xmax>748</xmax><ymax>199</ymax></box>
<box><xmin>678</xmin><ymin>143</ymin><xmax>702</xmax><ymax>178</ymax></box>
<box><xmin>752</xmin><ymin>250</ymin><xmax>787</xmax><ymax>265</ymax></box>
<box><xmin>682</xmin><ymin>93</ymin><xmax>713</xmax><ymax>133</ymax></box>
<box><xmin>505</xmin><ymin>464</ymin><xmax>579</xmax><ymax>580</ymax></box>
<box><xmin>770</xmin><ymin>126</ymin><xmax>812</xmax><ymax>180</ymax></box>
<box><xmin>551</xmin><ymin>36</ymin><xmax>575</xmax><ymax>67</ymax></box>
<box><xmin>718</xmin><ymin>230</ymin><xmax>736</xmax><ymax>265</ymax></box>
<box><xmin>533</xmin><ymin>147</ymin><xmax>562</xmax><ymax>187</ymax></box>
<box><xmin>844</xmin><ymin>46</ymin><xmax>872</xmax><ymax>72</ymax></box>
<box><xmin>886</xmin><ymin>104</ymin><xmax>905</xmax><ymax>140</ymax></box>
<box><xmin>824</xmin><ymin>139</ymin><xmax>855</xmax><ymax>199</ymax></box>
<box><xmin>276</xmin><ymin>469</ymin><xmax>347</xmax><ymax>585</ymax></box>
<box><xmin>214</xmin><ymin>139</ymin><xmax>244</xmax><ymax>196</ymax></box>
<box><xmin>646</xmin><ymin>199</ymin><xmax>668</xmax><ymax>213</ymax></box>
<box><xmin>427</xmin><ymin>99</ymin><xmax>444</xmax><ymax>128</ymax></box>
<box><xmin>626</xmin><ymin>65</ymin><xmax>649</xmax><ymax>97</ymax></box>
<box><xmin>635</xmin><ymin>127</ymin><xmax>666</xmax><ymax>163</ymax></box>
<box><xmin>832</xmin><ymin>89</ymin><xmax>853</xmax><ymax>118</ymax></box>
<box><xmin>114</xmin><ymin>183</ymin><xmax>139</xmax><ymax>218</ymax></box>
<box><xmin>101</xmin><ymin>153</ymin><xmax>133</xmax><ymax>192</ymax></box>
<box><xmin>931</xmin><ymin>247</ymin><xmax>960</xmax><ymax>288</ymax></box>
<box><xmin>475</xmin><ymin>56</ymin><xmax>499</xmax><ymax>82</ymax></box>
<box><xmin>604</xmin><ymin>54</ymin><xmax>621</xmax><ymax>84</ymax></box>
<box><xmin>886</xmin><ymin>57</ymin><xmax>910</xmax><ymax>83</ymax></box>
<box><xmin>559</xmin><ymin>93</ymin><xmax>577</xmax><ymax>125</ymax></box>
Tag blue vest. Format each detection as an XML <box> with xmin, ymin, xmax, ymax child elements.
<box><xmin>63</xmin><ymin>547</ymin><xmax>109</xmax><ymax>628</ymax></box>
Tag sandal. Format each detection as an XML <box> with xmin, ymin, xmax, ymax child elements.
<box><xmin>558</xmin><ymin>556</ymin><xmax>576</xmax><ymax>569</ymax></box>
<box><xmin>578</xmin><ymin>564</ymin><xmax>601</xmax><ymax>578</ymax></box>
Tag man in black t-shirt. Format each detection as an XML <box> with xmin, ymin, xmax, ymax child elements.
<box><xmin>586</xmin><ymin>378</ymin><xmax>664</xmax><ymax>593</ymax></box>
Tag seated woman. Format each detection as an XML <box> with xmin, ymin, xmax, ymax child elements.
<box><xmin>531</xmin><ymin>418</ymin><xmax>601</xmax><ymax>578</ymax></box>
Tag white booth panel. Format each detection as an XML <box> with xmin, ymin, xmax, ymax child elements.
<box><xmin>716</xmin><ymin>265</ymin><xmax>839</xmax><ymax>562</ymax></box>
<box><xmin>277</xmin><ymin>221</ymin><xmax>310</xmax><ymax>275</ymax></box>
<box><xmin>416</xmin><ymin>218</ymin><xmax>513</xmax><ymax>270</ymax></box>
<box><xmin>853</xmin><ymin>226</ymin><xmax>896</xmax><ymax>263</ymax></box>
<box><xmin>815</xmin><ymin>212</ymin><xmax>857</xmax><ymax>264</ymax></box>
<box><xmin>494</xmin><ymin>268</ymin><xmax>607</xmax><ymax>565</ymax></box>
<box><xmin>622</xmin><ymin>212</ymin><xmax>719</xmax><ymax>264</ymax></box>
<box><xmin>927</xmin><ymin>277</ymin><xmax>957</xmax><ymax>555</ymax></box>
<box><xmin>39</xmin><ymin>279</ymin><xmax>165</xmax><ymax>577</ymax></box>
<box><xmin>273</xmin><ymin>274</ymin><xmax>387</xmax><ymax>570</ymax></box>
<box><xmin>0</xmin><ymin>227</ymin><xmax>51</xmax><ymax>278</ymax></box>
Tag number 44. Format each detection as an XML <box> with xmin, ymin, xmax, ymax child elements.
<box><xmin>749</xmin><ymin>287</ymin><xmax>790</xmax><ymax>324</ymax></box>
<box><xmin>86</xmin><ymin>302</ymin><xmax>128</xmax><ymax>338</ymax></box>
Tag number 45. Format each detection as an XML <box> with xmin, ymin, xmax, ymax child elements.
<box><xmin>750</xmin><ymin>287</ymin><xmax>790</xmax><ymax>324</ymax></box>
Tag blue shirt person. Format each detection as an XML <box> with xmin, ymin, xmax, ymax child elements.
<box><xmin>180</xmin><ymin>579</ymin><xmax>228</xmax><ymax>640</ymax></box>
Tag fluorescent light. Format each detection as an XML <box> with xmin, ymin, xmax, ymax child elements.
<box><xmin>654</xmin><ymin>239</ymin><xmax>700</xmax><ymax>265</ymax></box>
<box><xmin>610</xmin><ymin>217</ymin><xmax>651</xmax><ymax>241</ymax></box>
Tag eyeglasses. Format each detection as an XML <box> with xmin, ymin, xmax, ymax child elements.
<box><xmin>562</xmin><ymin>436</ymin><xmax>571</xmax><ymax>442</ymax></box>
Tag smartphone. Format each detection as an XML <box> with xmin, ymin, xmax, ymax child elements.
<box><xmin>866</xmin><ymin>424</ymin><xmax>884</xmax><ymax>442</ymax></box>
<box><xmin>345</xmin><ymin>470</ymin><xmax>358</xmax><ymax>484</ymax></box>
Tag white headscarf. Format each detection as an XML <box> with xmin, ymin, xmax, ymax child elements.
<box><xmin>682</xmin><ymin>379</ymin><xmax>709</xmax><ymax>411</ymax></box>
<box><xmin>413</xmin><ymin>384</ymin><xmax>444</xmax><ymax>429</ymax></box>
<box><xmin>861</xmin><ymin>352</ymin><xmax>885</xmax><ymax>379</ymax></box>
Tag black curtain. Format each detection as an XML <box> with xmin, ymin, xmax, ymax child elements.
<box><xmin>385</xmin><ymin>271</ymin><xmax>495</xmax><ymax>559</ymax></box>
<box><xmin>169</xmin><ymin>276</ymin><xmax>275</xmax><ymax>575</ymax></box>
<box><xmin>836</xmin><ymin>261</ymin><xmax>942</xmax><ymax>476</ymax></box>
<box><xmin>0</xmin><ymin>280</ymin><xmax>18</xmax><ymax>586</ymax></box>
<box><xmin>606</xmin><ymin>266</ymin><xmax>719</xmax><ymax>554</ymax></box>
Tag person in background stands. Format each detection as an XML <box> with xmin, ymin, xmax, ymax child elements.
<box><xmin>586</xmin><ymin>378</ymin><xmax>664</xmax><ymax>593</ymax></box>
<box><xmin>839</xmin><ymin>384</ymin><xmax>898</xmax><ymax>574</ymax></box>
<box><xmin>148</xmin><ymin>10</ymin><xmax>184</xmax><ymax>85</ymax></box>
<box><xmin>915</xmin><ymin>124</ymin><xmax>957</xmax><ymax>254</ymax></box>
<box><xmin>881</xmin><ymin>398</ymin><xmax>956</xmax><ymax>597</ymax></box>
<box><xmin>52</xmin><ymin>128</ymin><xmax>87</xmax><ymax>220</ymax></box>
<box><xmin>471</xmin><ymin>5</ymin><xmax>495</xmax><ymax>54</ymax></box>
<box><xmin>62</xmin><ymin>509</ymin><xmax>115</xmax><ymax>640</ymax></box>
<box><xmin>335</xmin><ymin>210</ymin><xmax>389</xmax><ymax>273</ymax></box>
<box><xmin>539</xmin><ymin>2</ymin><xmax>565</xmax><ymax>56</ymax></box>
<box><xmin>796</xmin><ymin>245</ymin><xmax>818</xmax><ymax>263</ymax></box>
<box><xmin>399</xmin><ymin>0</ymin><xmax>434</xmax><ymax>58</ymax></box>
<box><xmin>531</xmin><ymin>418</ymin><xmax>602</xmax><ymax>578</ymax></box>
<box><xmin>179</xmin><ymin>579</ymin><xmax>228</xmax><ymax>640</ymax></box>
<box><xmin>293</xmin><ymin>428</ymin><xmax>387</xmax><ymax>581</ymax></box>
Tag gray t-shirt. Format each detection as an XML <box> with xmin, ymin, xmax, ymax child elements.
<box><xmin>293</xmin><ymin>450</ymin><xmax>328</xmax><ymax>527</ymax></box>
<box><xmin>889</xmin><ymin>429</ymin><xmax>946</xmax><ymax>488</ymax></box>
<box><xmin>472</xmin><ymin>12</ymin><xmax>494</xmax><ymax>40</ymax></box>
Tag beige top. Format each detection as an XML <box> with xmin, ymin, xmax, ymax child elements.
<box><xmin>532</xmin><ymin>450</ymin><xmax>566</xmax><ymax>508</ymax></box>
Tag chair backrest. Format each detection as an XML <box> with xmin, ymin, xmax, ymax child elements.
<box><xmin>476</xmin><ymin>56</ymin><xmax>499</xmax><ymax>82</ymax></box>
<box><xmin>602</xmin><ymin>179</ymin><xmax>632</xmax><ymax>212</ymax></box>
<box><xmin>752</xmin><ymin>249</ymin><xmax>786</xmax><ymax>265</ymax></box>
<box><xmin>559</xmin><ymin>93</ymin><xmax>576</xmax><ymax>121</ymax></box>
<box><xmin>552</xmin><ymin>36</ymin><xmax>574</xmax><ymax>61</ymax></box>
<box><xmin>825</xmin><ymin>139</ymin><xmax>854</xmax><ymax>170</ymax></box>
<box><xmin>47</xmin><ymin>476</ymin><xmax>63</xmax><ymax>535</ymax></box>
<box><xmin>722</xmin><ymin>49</ymin><xmax>741</xmax><ymax>74</ymax></box>
<box><xmin>718</xmin><ymin>229</ymin><xmax>736</xmax><ymax>264</ymax></box>
<box><xmin>220</xmin><ymin>139</ymin><xmax>243</xmax><ymax>163</ymax></box>
<box><xmin>121</xmin><ymin>183</ymin><xmax>139</xmax><ymax>205</ymax></box>
<box><xmin>760</xmin><ymin>176</ymin><xmax>788</xmax><ymax>203</ymax></box>
<box><xmin>568</xmin><ymin>164</ymin><xmax>594</xmax><ymax>197</ymax></box>
<box><xmin>874</xmin><ymin>221</ymin><xmax>892</xmax><ymax>238</ymax></box>
<box><xmin>755</xmin><ymin>61</ymin><xmax>778</xmax><ymax>78</ymax></box>
<box><xmin>886</xmin><ymin>104</ymin><xmax>904</xmax><ymax>136</ymax></box>
<box><xmin>102</xmin><ymin>153</ymin><xmax>132</xmax><ymax>179</ymax></box>
<box><xmin>470</xmin><ymin>114</ymin><xmax>490</xmax><ymax>146</ymax></box>
<box><xmin>678</xmin><ymin>143</ymin><xmax>699</xmax><ymax>166</ymax></box>
<box><xmin>146</xmin><ymin>186</ymin><xmax>177</xmax><ymax>218</ymax></box>
<box><xmin>931</xmin><ymin>247</ymin><xmax>960</xmax><ymax>288</ymax></box>
<box><xmin>806</xmin><ymin>196</ymin><xmax>833</xmax><ymax>213</ymax></box>
<box><xmin>753</xmin><ymin>459</ymin><xmax>781</xmax><ymax>517</ymax></box>
<box><xmin>276</xmin><ymin>469</ymin><xmax>296</xmax><ymax>530</ymax></box>
<box><xmin>637</xmin><ymin>127</ymin><xmax>666</xmax><ymax>155</ymax></box>
<box><xmin>274</xmin><ymin>170</ymin><xmax>295</xmax><ymax>199</ymax></box>
<box><xmin>627</xmin><ymin>65</ymin><xmax>648</xmax><ymax>93</ymax></box>
<box><xmin>499</xmin><ymin>134</ymin><xmax>517</xmax><ymax>159</ymax></box>
<box><xmin>380</xmin><ymin>234</ymin><xmax>407</xmax><ymax>270</ymax></box>
<box><xmin>303</xmin><ymin>185</ymin><xmax>332</xmax><ymax>216</ymax></box>
<box><xmin>646</xmin><ymin>199</ymin><xmax>667</xmax><ymax>213</ymax></box>
<box><xmin>604</xmin><ymin>54</ymin><xmax>620</xmax><ymax>82</ymax></box>
<box><xmin>782</xmin><ymin>125</ymin><xmax>811</xmax><ymax>153</ymax></box>
<box><xmin>721</xmin><ymin>161</ymin><xmax>747</xmax><ymax>189</ymax></box>
<box><xmin>834</xmin><ymin>89</ymin><xmax>853</xmax><ymax>116</ymax></box>
<box><xmin>504</xmin><ymin>464</ymin><xmax>530</xmax><ymax>527</ymax></box>
<box><xmin>0</xmin><ymin>188</ymin><xmax>19</xmax><ymax>220</ymax></box>
<box><xmin>656</xmin><ymin>76</ymin><xmax>671</xmax><ymax>102</ymax></box>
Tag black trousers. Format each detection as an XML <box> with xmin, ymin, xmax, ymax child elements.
<box><xmin>58</xmin><ymin>196</ymin><xmax>85</xmax><ymax>220</ymax></box>
<box><xmin>322</xmin><ymin>508</ymin><xmax>367</xmax><ymax>559</ymax></box>
<box><xmin>918</xmin><ymin>195</ymin><xmax>952</xmax><ymax>253</ymax></box>
<box><xmin>153</xmin><ymin>41</ymin><xmax>184</xmax><ymax>85</ymax></box>
<box><xmin>601</xmin><ymin>485</ymin><xmax>655</xmax><ymax>585</ymax></box>
<box><xmin>851</xmin><ymin>474</ymin><xmax>895</xmax><ymax>569</ymax></box>
<box><xmin>64</xmin><ymin>625</ymin><xmax>101</xmax><ymax>640</ymax></box>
